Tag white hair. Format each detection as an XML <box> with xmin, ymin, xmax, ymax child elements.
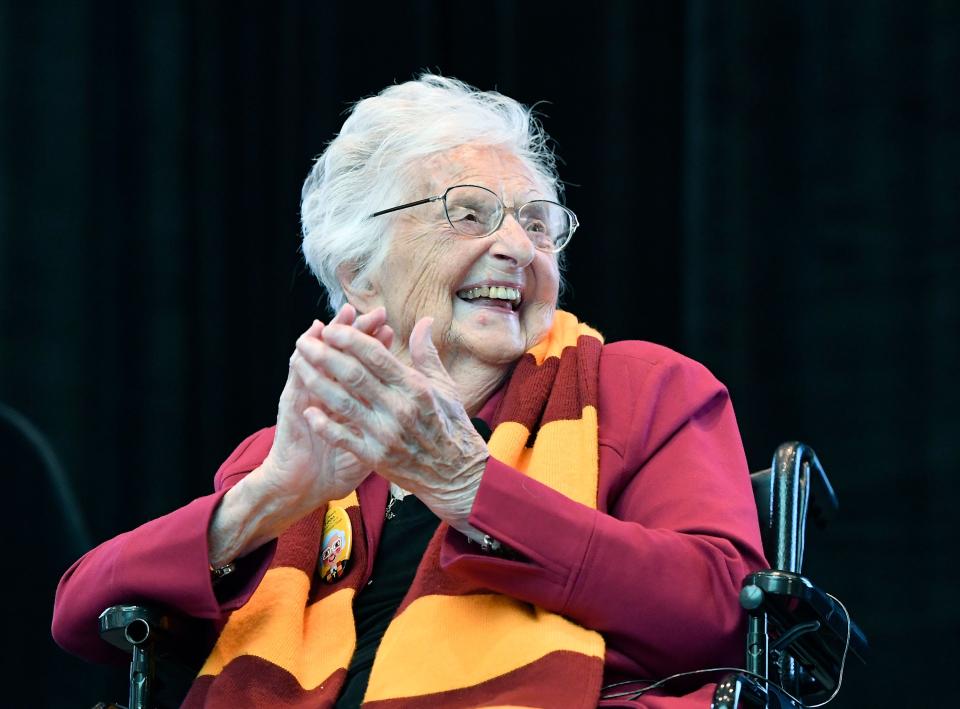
<box><xmin>300</xmin><ymin>73</ymin><xmax>564</xmax><ymax>313</ymax></box>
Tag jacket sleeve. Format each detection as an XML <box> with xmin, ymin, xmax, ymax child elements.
<box><xmin>439</xmin><ymin>342</ymin><xmax>768</xmax><ymax>679</ymax></box>
<box><xmin>51</xmin><ymin>427</ymin><xmax>278</xmax><ymax>663</ymax></box>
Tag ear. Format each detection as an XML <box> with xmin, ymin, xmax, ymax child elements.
<box><xmin>336</xmin><ymin>262</ymin><xmax>383</xmax><ymax>313</ymax></box>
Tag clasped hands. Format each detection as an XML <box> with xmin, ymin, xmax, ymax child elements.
<box><xmin>263</xmin><ymin>304</ymin><xmax>489</xmax><ymax>534</ymax></box>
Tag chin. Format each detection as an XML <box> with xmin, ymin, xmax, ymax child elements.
<box><xmin>474</xmin><ymin>338</ymin><xmax>526</xmax><ymax>363</ymax></box>
<box><xmin>453</xmin><ymin>331</ymin><xmax>526</xmax><ymax>366</ymax></box>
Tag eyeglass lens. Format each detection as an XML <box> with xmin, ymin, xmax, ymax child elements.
<box><xmin>443</xmin><ymin>186</ymin><xmax>573</xmax><ymax>250</ymax></box>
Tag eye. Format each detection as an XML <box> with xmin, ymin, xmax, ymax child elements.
<box><xmin>524</xmin><ymin>219</ymin><xmax>547</xmax><ymax>233</ymax></box>
<box><xmin>447</xmin><ymin>205</ymin><xmax>482</xmax><ymax>223</ymax></box>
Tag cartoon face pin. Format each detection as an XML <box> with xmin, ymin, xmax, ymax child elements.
<box><xmin>320</xmin><ymin>504</ymin><xmax>352</xmax><ymax>583</ymax></box>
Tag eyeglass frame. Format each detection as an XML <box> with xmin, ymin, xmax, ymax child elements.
<box><xmin>369</xmin><ymin>184</ymin><xmax>579</xmax><ymax>254</ymax></box>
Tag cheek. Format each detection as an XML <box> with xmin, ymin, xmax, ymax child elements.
<box><xmin>390</xmin><ymin>238</ymin><xmax>459</xmax><ymax>329</ymax></box>
<box><xmin>530</xmin><ymin>258</ymin><xmax>560</xmax><ymax>308</ymax></box>
<box><xmin>522</xmin><ymin>301</ymin><xmax>557</xmax><ymax>348</ymax></box>
<box><xmin>545</xmin><ymin>258</ymin><xmax>561</xmax><ymax>297</ymax></box>
<box><xmin>523</xmin><ymin>261</ymin><xmax>560</xmax><ymax>344</ymax></box>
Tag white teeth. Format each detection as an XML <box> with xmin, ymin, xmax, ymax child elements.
<box><xmin>457</xmin><ymin>285</ymin><xmax>522</xmax><ymax>306</ymax></box>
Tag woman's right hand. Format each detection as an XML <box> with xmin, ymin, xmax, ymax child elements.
<box><xmin>208</xmin><ymin>305</ymin><xmax>393</xmax><ymax>567</ymax></box>
<box><xmin>260</xmin><ymin>304</ymin><xmax>394</xmax><ymax>512</ymax></box>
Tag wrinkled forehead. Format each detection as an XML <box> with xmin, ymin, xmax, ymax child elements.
<box><xmin>414</xmin><ymin>144</ymin><xmax>553</xmax><ymax>204</ymax></box>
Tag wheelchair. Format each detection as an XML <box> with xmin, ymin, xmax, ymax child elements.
<box><xmin>709</xmin><ymin>442</ymin><xmax>868</xmax><ymax>708</ymax></box>
<box><xmin>95</xmin><ymin>442</ymin><xmax>867</xmax><ymax>709</ymax></box>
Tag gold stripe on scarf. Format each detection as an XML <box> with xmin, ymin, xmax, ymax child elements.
<box><xmin>363</xmin><ymin>594</ymin><xmax>605</xmax><ymax>701</ymax></box>
<box><xmin>199</xmin><ymin>569</ymin><xmax>356</xmax><ymax>689</ymax></box>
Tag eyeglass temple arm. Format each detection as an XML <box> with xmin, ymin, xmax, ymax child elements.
<box><xmin>370</xmin><ymin>195</ymin><xmax>441</xmax><ymax>218</ymax></box>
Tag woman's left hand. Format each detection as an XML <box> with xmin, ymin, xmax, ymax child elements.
<box><xmin>291</xmin><ymin>317</ymin><xmax>489</xmax><ymax>529</ymax></box>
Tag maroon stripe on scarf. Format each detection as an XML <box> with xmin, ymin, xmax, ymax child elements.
<box><xmin>492</xmin><ymin>353</ymin><xmax>560</xmax><ymax>431</ymax></box>
<box><xmin>361</xmin><ymin>651</ymin><xmax>604</xmax><ymax>709</ymax></box>
<box><xmin>183</xmin><ymin>657</ymin><xmax>346</xmax><ymax>709</ymax></box>
<box><xmin>539</xmin><ymin>337</ymin><xmax>600</xmax><ymax>426</ymax></box>
<box><xmin>272</xmin><ymin>508</ymin><xmax>324</xmax><ymax>573</ymax></box>
<box><xmin>576</xmin><ymin>333</ymin><xmax>602</xmax><ymax>410</ymax></box>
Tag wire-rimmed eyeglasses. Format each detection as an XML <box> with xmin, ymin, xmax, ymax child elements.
<box><xmin>370</xmin><ymin>184</ymin><xmax>578</xmax><ymax>254</ymax></box>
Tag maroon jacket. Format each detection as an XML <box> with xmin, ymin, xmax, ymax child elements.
<box><xmin>52</xmin><ymin>341</ymin><xmax>767</xmax><ymax>707</ymax></box>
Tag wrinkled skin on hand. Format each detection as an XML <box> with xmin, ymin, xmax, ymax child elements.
<box><xmin>291</xmin><ymin>314</ymin><xmax>489</xmax><ymax>528</ymax></box>
<box><xmin>258</xmin><ymin>305</ymin><xmax>395</xmax><ymax>516</ymax></box>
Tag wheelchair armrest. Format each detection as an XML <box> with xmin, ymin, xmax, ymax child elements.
<box><xmin>99</xmin><ymin>605</ymin><xmax>207</xmax><ymax>709</ymax></box>
<box><xmin>99</xmin><ymin>604</ymin><xmax>173</xmax><ymax>653</ymax></box>
<box><xmin>739</xmin><ymin>570</ymin><xmax>868</xmax><ymax>703</ymax></box>
<box><xmin>99</xmin><ymin>604</ymin><xmax>208</xmax><ymax>656</ymax></box>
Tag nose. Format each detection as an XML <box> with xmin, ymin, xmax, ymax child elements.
<box><xmin>488</xmin><ymin>213</ymin><xmax>536</xmax><ymax>268</ymax></box>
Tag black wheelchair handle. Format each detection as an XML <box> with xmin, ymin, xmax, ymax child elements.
<box><xmin>766</xmin><ymin>441</ymin><xmax>838</xmax><ymax>573</ymax></box>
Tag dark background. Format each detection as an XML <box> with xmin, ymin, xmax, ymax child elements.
<box><xmin>2</xmin><ymin>1</ymin><xmax>957</xmax><ymax>706</ymax></box>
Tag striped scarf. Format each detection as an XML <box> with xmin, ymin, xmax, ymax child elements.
<box><xmin>186</xmin><ymin>310</ymin><xmax>605</xmax><ymax>708</ymax></box>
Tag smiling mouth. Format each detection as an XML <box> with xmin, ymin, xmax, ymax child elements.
<box><xmin>456</xmin><ymin>285</ymin><xmax>522</xmax><ymax>311</ymax></box>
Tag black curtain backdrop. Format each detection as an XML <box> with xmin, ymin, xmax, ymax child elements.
<box><xmin>1</xmin><ymin>2</ymin><xmax>957</xmax><ymax>706</ymax></box>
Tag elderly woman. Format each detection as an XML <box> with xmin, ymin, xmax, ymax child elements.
<box><xmin>53</xmin><ymin>75</ymin><xmax>766</xmax><ymax>708</ymax></box>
